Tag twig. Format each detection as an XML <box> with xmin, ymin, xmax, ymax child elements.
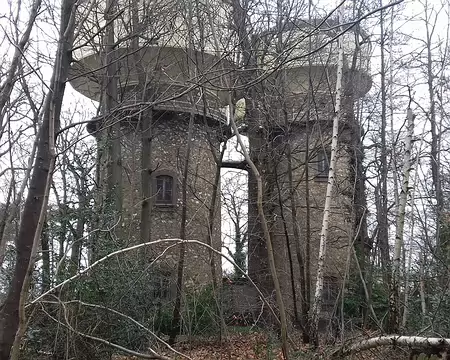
<box><xmin>29</xmin><ymin>238</ymin><xmax>280</xmax><ymax>325</ymax></box>
<box><xmin>41</xmin><ymin>305</ymin><xmax>171</xmax><ymax>360</ymax></box>
<box><xmin>41</xmin><ymin>299</ymin><xmax>191</xmax><ymax>360</ymax></box>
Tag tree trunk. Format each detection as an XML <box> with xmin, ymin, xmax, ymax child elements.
<box><xmin>0</xmin><ymin>0</ymin><xmax>42</xmax><ymax>118</ymax></box>
<box><xmin>0</xmin><ymin>139</ymin><xmax>38</xmax><ymax>267</ymax></box>
<box><xmin>419</xmin><ymin>251</ymin><xmax>427</xmax><ymax>318</ymax></box>
<box><xmin>274</xmin><ymin>168</ymin><xmax>300</xmax><ymax>327</ymax></box>
<box><xmin>388</xmin><ymin>8</ymin><xmax>400</xmax><ymax>215</ymax></box>
<box><xmin>41</xmin><ymin>220</ymin><xmax>51</xmax><ymax>292</ymax></box>
<box><xmin>140</xmin><ymin>108</ymin><xmax>152</xmax><ymax>247</ymax></box>
<box><xmin>104</xmin><ymin>0</ymin><xmax>122</xmax><ymax>220</ymax></box>
<box><xmin>131</xmin><ymin>0</ymin><xmax>153</xmax><ymax>250</ymax></box>
<box><xmin>335</xmin><ymin>335</ymin><xmax>450</xmax><ymax>358</ymax></box>
<box><xmin>168</xmin><ymin>111</ymin><xmax>195</xmax><ymax>345</ymax></box>
<box><xmin>378</xmin><ymin>5</ymin><xmax>393</xmax><ymax>333</ymax></box>
<box><xmin>206</xmin><ymin>145</ymin><xmax>227</xmax><ymax>339</ymax></box>
<box><xmin>0</xmin><ymin>183</ymin><xmax>13</xmax><ymax>266</ymax></box>
<box><xmin>68</xmin><ymin>196</ymin><xmax>86</xmax><ymax>277</ymax></box>
<box><xmin>309</xmin><ymin>7</ymin><xmax>345</xmax><ymax>347</ymax></box>
<box><xmin>346</xmin><ymin>12</ymin><xmax>371</xmax><ymax>327</ymax></box>
<box><xmin>392</xmin><ymin>107</ymin><xmax>414</xmax><ymax>331</ymax></box>
<box><xmin>303</xmin><ymin>109</ymin><xmax>312</xmax><ymax>343</ymax></box>
<box><xmin>274</xmin><ymin>7</ymin><xmax>308</xmax><ymax>335</ymax></box>
<box><xmin>229</xmin><ymin>0</ymin><xmax>271</xmax><ymax>294</ymax></box>
<box><xmin>425</xmin><ymin>13</ymin><xmax>443</xmax><ymax>253</ymax></box>
<box><xmin>0</xmin><ymin>0</ymin><xmax>77</xmax><ymax>355</ymax></box>
<box><xmin>230</xmin><ymin>95</ymin><xmax>290</xmax><ymax>359</ymax></box>
<box><xmin>286</xmin><ymin>128</ymin><xmax>309</xmax><ymax>339</ymax></box>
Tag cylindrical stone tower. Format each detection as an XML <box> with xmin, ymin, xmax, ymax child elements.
<box><xmin>247</xmin><ymin>19</ymin><xmax>372</xmax><ymax>327</ymax></box>
<box><xmin>69</xmin><ymin>0</ymin><xmax>236</xmax><ymax>286</ymax></box>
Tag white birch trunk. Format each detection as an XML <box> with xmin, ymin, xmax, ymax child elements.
<box><xmin>402</xmin><ymin>119</ymin><xmax>426</xmax><ymax>328</ymax></box>
<box><xmin>337</xmin><ymin>335</ymin><xmax>450</xmax><ymax>357</ymax></box>
<box><xmin>393</xmin><ymin>108</ymin><xmax>414</xmax><ymax>274</ymax></box>
<box><xmin>309</xmin><ymin>7</ymin><xmax>345</xmax><ymax>345</ymax></box>
<box><xmin>392</xmin><ymin>108</ymin><xmax>414</xmax><ymax>329</ymax></box>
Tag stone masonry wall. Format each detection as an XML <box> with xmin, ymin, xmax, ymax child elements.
<box><xmin>100</xmin><ymin>111</ymin><xmax>222</xmax><ymax>290</ymax></box>
<box><xmin>272</xmin><ymin>124</ymin><xmax>355</xmax><ymax>324</ymax></box>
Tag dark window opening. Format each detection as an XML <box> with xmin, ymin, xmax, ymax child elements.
<box><xmin>316</xmin><ymin>149</ymin><xmax>330</xmax><ymax>178</ymax></box>
<box><xmin>155</xmin><ymin>175</ymin><xmax>174</xmax><ymax>205</ymax></box>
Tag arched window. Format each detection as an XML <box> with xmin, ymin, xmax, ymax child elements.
<box><xmin>316</xmin><ymin>149</ymin><xmax>330</xmax><ymax>179</ymax></box>
<box><xmin>153</xmin><ymin>172</ymin><xmax>177</xmax><ymax>206</ymax></box>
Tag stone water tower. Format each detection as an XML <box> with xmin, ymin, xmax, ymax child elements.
<box><xmin>247</xmin><ymin>19</ymin><xmax>372</xmax><ymax>326</ymax></box>
<box><xmin>69</xmin><ymin>0</ymin><xmax>236</xmax><ymax>286</ymax></box>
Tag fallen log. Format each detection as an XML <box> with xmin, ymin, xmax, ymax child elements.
<box><xmin>333</xmin><ymin>335</ymin><xmax>450</xmax><ymax>359</ymax></box>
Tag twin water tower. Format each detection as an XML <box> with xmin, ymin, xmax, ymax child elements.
<box><xmin>69</xmin><ymin>0</ymin><xmax>372</xmax><ymax>319</ymax></box>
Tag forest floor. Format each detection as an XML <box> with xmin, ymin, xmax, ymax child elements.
<box><xmin>114</xmin><ymin>328</ymin><xmax>409</xmax><ymax>359</ymax></box>
<box><xmin>165</xmin><ymin>331</ymin><xmax>285</xmax><ymax>359</ymax></box>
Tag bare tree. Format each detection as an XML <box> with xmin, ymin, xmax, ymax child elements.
<box><xmin>222</xmin><ymin>170</ymin><xmax>248</xmax><ymax>277</ymax></box>
<box><xmin>0</xmin><ymin>0</ymin><xmax>79</xmax><ymax>355</ymax></box>
<box><xmin>0</xmin><ymin>0</ymin><xmax>42</xmax><ymax>120</ymax></box>
<box><xmin>309</xmin><ymin>5</ymin><xmax>345</xmax><ymax>346</ymax></box>
<box><xmin>168</xmin><ymin>110</ymin><xmax>195</xmax><ymax>345</ymax></box>
<box><xmin>392</xmin><ymin>106</ymin><xmax>414</xmax><ymax>331</ymax></box>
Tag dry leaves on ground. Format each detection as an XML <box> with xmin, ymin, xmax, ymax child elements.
<box><xmin>113</xmin><ymin>332</ymin><xmax>284</xmax><ymax>360</ymax></box>
<box><xmin>171</xmin><ymin>333</ymin><xmax>284</xmax><ymax>360</ymax></box>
